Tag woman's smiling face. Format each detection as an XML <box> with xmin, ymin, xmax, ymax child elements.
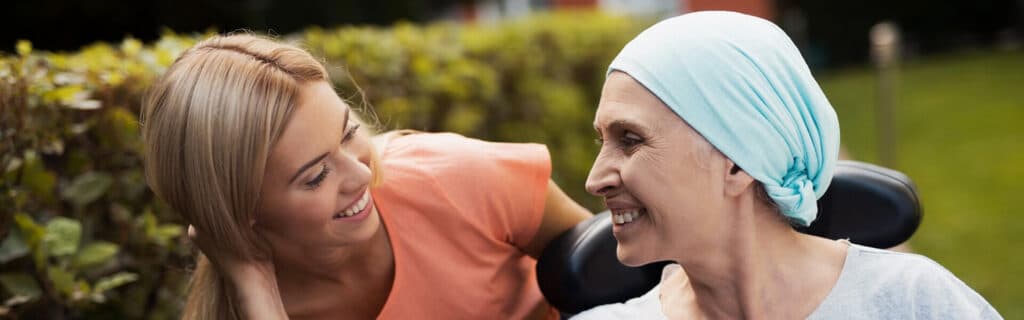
<box><xmin>255</xmin><ymin>80</ymin><xmax>380</xmax><ymax>250</ymax></box>
<box><xmin>586</xmin><ymin>72</ymin><xmax>734</xmax><ymax>266</ymax></box>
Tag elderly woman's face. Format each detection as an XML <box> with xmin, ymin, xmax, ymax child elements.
<box><xmin>586</xmin><ymin>72</ymin><xmax>733</xmax><ymax>266</ymax></box>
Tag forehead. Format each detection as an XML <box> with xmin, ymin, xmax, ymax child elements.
<box><xmin>594</xmin><ymin>72</ymin><xmax>678</xmax><ymax>129</ymax></box>
<box><xmin>268</xmin><ymin>81</ymin><xmax>348</xmax><ymax>170</ymax></box>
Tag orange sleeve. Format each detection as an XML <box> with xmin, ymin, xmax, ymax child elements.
<box><xmin>419</xmin><ymin>133</ymin><xmax>552</xmax><ymax>250</ymax></box>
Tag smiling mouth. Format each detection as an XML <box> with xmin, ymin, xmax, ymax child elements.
<box><xmin>333</xmin><ymin>191</ymin><xmax>370</xmax><ymax>219</ymax></box>
<box><xmin>611</xmin><ymin>208</ymin><xmax>647</xmax><ymax>225</ymax></box>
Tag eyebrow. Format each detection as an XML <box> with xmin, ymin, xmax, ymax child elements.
<box><xmin>288</xmin><ymin>107</ymin><xmax>350</xmax><ymax>184</ymax></box>
<box><xmin>596</xmin><ymin>119</ymin><xmax>644</xmax><ymax>134</ymax></box>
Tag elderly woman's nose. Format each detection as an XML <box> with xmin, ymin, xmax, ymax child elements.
<box><xmin>586</xmin><ymin>156</ymin><xmax>618</xmax><ymax>196</ymax></box>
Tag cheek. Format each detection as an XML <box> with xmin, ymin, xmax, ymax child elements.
<box><xmin>621</xmin><ymin>149</ymin><xmax>713</xmax><ymax>233</ymax></box>
<box><xmin>620</xmin><ymin>151</ymin><xmax>676</xmax><ymax>207</ymax></box>
<box><xmin>259</xmin><ymin>190</ymin><xmax>336</xmax><ymax>229</ymax></box>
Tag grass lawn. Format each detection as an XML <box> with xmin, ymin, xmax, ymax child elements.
<box><xmin>816</xmin><ymin>48</ymin><xmax>1024</xmax><ymax>318</ymax></box>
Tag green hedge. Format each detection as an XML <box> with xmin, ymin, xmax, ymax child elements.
<box><xmin>0</xmin><ymin>11</ymin><xmax>644</xmax><ymax>318</ymax></box>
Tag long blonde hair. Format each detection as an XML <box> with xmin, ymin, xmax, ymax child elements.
<box><xmin>141</xmin><ymin>34</ymin><xmax>328</xmax><ymax>319</ymax></box>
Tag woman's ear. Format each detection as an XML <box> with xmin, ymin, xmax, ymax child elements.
<box><xmin>723</xmin><ymin>160</ymin><xmax>756</xmax><ymax>197</ymax></box>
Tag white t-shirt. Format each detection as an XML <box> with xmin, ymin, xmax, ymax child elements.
<box><xmin>572</xmin><ymin>243</ymin><xmax>1002</xmax><ymax>319</ymax></box>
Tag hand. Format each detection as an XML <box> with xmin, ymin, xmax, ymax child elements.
<box><xmin>188</xmin><ymin>225</ymin><xmax>288</xmax><ymax>319</ymax></box>
<box><xmin>187</xmin><ymin>225</ymin><xmax>275</xmax><ymax>283</ymax></box>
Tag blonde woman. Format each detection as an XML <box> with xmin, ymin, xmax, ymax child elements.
<box><xmin>140</xmin><ymin>34</ymin><xmax>590</xmax><ymax>319</ymax></box>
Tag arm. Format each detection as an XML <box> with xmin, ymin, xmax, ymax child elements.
<box><xmin>522</xmin><ymin>179</ymin><xmax>593</xmax><ymax>258</ymax></box>
<box><xmin>188</xmin><ymin>226</ymin><xmax>289</xmax><ymax>319</ymax></box>
<box><xmin>227</xmin><ymin>264</ymin><xmax>289</xmax><ymax>320</ymax></box>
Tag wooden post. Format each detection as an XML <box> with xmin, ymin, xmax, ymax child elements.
<box><xmin>870</xmin><ymin>22</ymin><xmax>900</xmax><ymax>168</ymax></box>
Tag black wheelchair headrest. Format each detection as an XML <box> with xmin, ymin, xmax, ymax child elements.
<box><xmin>536</xmin><ymin>160</ymin><xmax>922</xmax><ymax>315</ymax></box>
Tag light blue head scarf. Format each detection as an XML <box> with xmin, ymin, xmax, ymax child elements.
<box><xmin>608</xmin><ymin>11</ymin><xmax>840</xmax><ymax>226</ymax></box>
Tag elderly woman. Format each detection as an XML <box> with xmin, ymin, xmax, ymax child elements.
<box><xmin>575</xmin><ymin>11</ymin><xmax>1000</xmax><ymax>319</ymax></box>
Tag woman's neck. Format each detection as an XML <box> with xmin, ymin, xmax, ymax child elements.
<box><xmin>273</xmin><ymin>207</ymin><xmax>394</xmax><ymax>286</ymax></box>
<box><xmin>671</xmin><ymin>202</ymin><xmax>848</xmax><ymax>319</ymax></box>
<box><xmin>270</xmin><ymin>207</ymin><xmax>395</xmax><ymax>318</ymax></box>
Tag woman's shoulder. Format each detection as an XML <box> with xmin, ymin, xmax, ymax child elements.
<box><xmin>811</xmin><ymin>243</ymin><xmax>1001</xmax><ymax>319</ymax></box>
<box><xmin>840</xmin><ymin>243</ymin><xmax>971</xmax><ymax>293</ymax></box>
<box><xmin>845</xmin><ymin>243</ymin><xmax>942</xmax><ymax>272</ymax></box>
<box><xmin>376</xmin><ymin>131</ymin><xmax>549</xmax><ymax>198</ymax></box>
<box><xmin>379</xmin><ymin>131</ymin><xmax>505</xmax><ymax>159</ymax></box>
<box><xmin>380</xmin><ymin>131</ymin><xmax>547</xmax><ymax>170</ymax></box>
<box><xmin>843</xmin><ymin>244</ymin><xmax>970</xmax><ymax>287</ymax></box>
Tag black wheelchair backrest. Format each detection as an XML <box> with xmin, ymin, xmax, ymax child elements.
<box><xmin>536</xmin><ymin>160</ymin><xmax>922</xmax><ymax>315</ymax></box>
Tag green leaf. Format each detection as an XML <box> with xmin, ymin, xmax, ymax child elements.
<box><xmin>73</xmin><ymin>242</ymin><xmax>119</xmax><ymax>270</ymax></box>
<box><xmin>43</xmin><ymin>217</ymin><xmax>81</xmax><ymax>257</ymax></box>
<box><xmin>21</xmin><ymin>152</ymin><xmax>56</xmax><ymax>204</ymax></box>
<box><xmin>42</xmin><ymin>85</ymin><xmax>82</xmax><ymax>105</ymax></box>
<box><xmin>12</xmin><ymin>213</ymin><xmax>44</xmax><ymax>247</ymax></box>
<box><xmin>47</xmin><ymin>267</ymin><xmax>76</xmax><ymax>296</ymax></box>
<box><xmin>139</xmin><ymin>209</ymin><xmax>158</xmax><ymax>236</ymax></box>
<box><xmin>139</xmin><ymin>209</ymin><xmax>182</xmax><ymax>247</ymax></box>
<box><xmin>16</xmin><ymin>213</ymin><xmax>49</xmax><ymax>269</ymax></box>
<box><xmin>15</xmin><ymin>40</ymin><xmax>31</xmax><ymax>56</ymax></box>
<box><xmin>101</xmin><ymin>108</ymin><xmax>142</xmax><ymax>153</ymax></box>
<box><xmin>0</xmin><ymin>229</ymin><xmax>29</xmax><ymax>264</ymax></box>
<box><xmin>121</xmin><ymin>38</ymin><xmax>142</xmax><ymax>57</ymax></box>
<box><xmin>93</xmin><ymin>272</ymin><xmax>137</xmax><ymax>294</ymax></box>
<box><xmin>109</xmin><ymin>203</ymin><xmax>133</xmax><ymax>225</ymax></box>
<box><xmin>155</xmin><ymin>224</ymin><xmax>183</xmax><ymax>244</ymax></box>
<box><xmin>71</xmin><ymin>280</ymin><xmax>90</xmax><ymax>302</ymax></box>
<box><xmin>0</xmin><ymin>272</ymin><xmax>41</xmax><ymax>299</ymax></box>
<box><xmin>62</xmin><ymin>171</ymin><xmax>113</xmax><ymax>207</ymax></box>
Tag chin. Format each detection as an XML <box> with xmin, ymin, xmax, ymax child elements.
<box><xmin>328</xmin><ymin>212</ymin><xmax>381</xmax><ymax>245</ymax></box>
<box><xmin>350</xmin><ymin>212</ymin><xmax>382</xmax><ymax>240</ymax></box>
<box><xmin>616</xmin><ymin>245</ymin><xmax>654</xmax><ymax>267</ymax></box>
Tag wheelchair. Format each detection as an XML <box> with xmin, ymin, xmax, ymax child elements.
<box><xmin>537</xmin><ymin>160</ymin><xmax>922</xmax><ymax>316</ymax></box>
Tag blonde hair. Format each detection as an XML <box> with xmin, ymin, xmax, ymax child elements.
<box><xmin>141</xmin><ymin>34</ymin><xmax>371</xmax><ymax>319</ymax></box>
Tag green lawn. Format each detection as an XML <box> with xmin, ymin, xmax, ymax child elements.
<box><xmin>817</xmin><ymin>48</ymin><xmax>1024</xmax><ymax>318</ymax></box>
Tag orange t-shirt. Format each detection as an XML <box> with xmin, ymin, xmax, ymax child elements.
<box><xmin>371</xmin><ymin>133</ymin><xmax>558</xmax><ymax>320</ymax></box>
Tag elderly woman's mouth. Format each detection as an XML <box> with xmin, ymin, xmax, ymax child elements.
<box><xmin>612</xmin><ymin>208</ymin><xmax>647</xmax><ymax>225</ymax></box>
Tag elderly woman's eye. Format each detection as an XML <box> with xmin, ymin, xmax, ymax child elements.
<box><xmin>621</xmin><ymin>132</ymin><xmax>643</xmax><ymax>147</ymax></box>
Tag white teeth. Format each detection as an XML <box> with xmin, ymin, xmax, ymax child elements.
<box><xmin>612</xmin><ymin>209</ymin><xmax>644</xmax><ymax>225</ymax></box>
<box><xmin>338</xmin><ymin>192</ymin><xmax>371</xmax><ymax>218</ymax></box>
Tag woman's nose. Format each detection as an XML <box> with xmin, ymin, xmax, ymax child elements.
<box><xmin>336</xmin><ymin>151</ymin><xmax>371</xmax><ymax>194</ymax></box>
<box><xmin>585</xmin><ymin>154</ymin><xmax>619</xmax><ymax>196</ymax></box>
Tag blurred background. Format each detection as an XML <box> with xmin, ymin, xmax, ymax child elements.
<box><xmin>1</xmin><ymin>0</ymin><xmax>1021</xmax><ymax>318</ymax></box>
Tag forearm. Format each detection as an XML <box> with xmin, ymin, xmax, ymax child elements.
<box><xmin>523</xmin><ymin>179</ymin><xmax>592</xmax><ymax>258</ymax></box>
<box><xmin>228</xmin><ymin>266</ymin><xmax>289</xmax><ymax>319</ymax></box>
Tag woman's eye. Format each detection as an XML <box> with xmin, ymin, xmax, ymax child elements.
<box><xmin>305</xmin><ymin>163</ymin><xmax>330</xmax><ymax>189</ymax></box>
<box><xmin>621</xmin><ymin>132</ymin><xmax>643</xmax><ymax>147</ymax></box>
<box><xmin>342</xmin><ymin>123</ymin><xmax>360</xmax><ymax>144</ymax></box>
